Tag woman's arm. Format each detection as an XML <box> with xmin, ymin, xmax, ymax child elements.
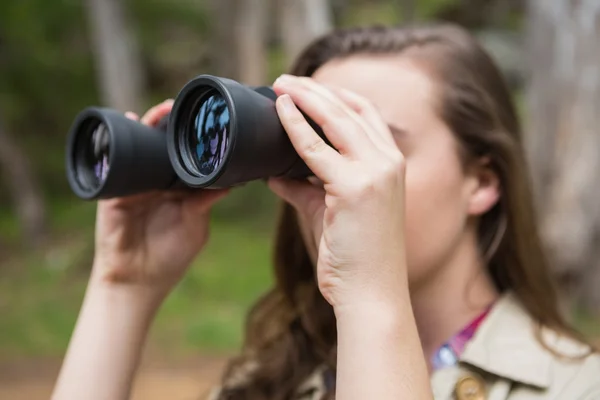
<box><xmin>335</xmin><ymin>299</ymin><xmax>432</xmax><ymax>400</ymax></box>
<box><xmin>52</xmin><ymin>102</ymin><xmax>228</xmax><ymax>399</ymax></box>
<box><xmin>51</xmin><ymin>278</ymin><xmax>162</xmax><ymax>400</ymax></box>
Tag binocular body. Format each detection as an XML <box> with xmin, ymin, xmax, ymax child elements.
<box><xmin>66</xmin><ymin>75</ymin><xmax>324</xmax><ymax>200</ymax></box>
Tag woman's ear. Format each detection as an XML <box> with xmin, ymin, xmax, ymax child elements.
<box><xmin>466</xmin><ymin>157</ymin><xmax>500</xmax><ymax>216</ymax></box>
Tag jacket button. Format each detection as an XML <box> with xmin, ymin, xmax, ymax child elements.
<box><xmin>454</xmin><ymin>374</ymin><xmax>487</xmax><ymax>400</ymax></box>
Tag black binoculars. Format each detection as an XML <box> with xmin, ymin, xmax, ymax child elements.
<box><xmin>66</xmin><ymin>75</ymin><xmax>324</xmax><ymax>200</ymax></box>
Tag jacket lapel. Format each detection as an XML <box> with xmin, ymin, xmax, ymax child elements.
<box><xmin>459</xmin><ymin>292</ymin><xmax>552</xmax><ymax>389</ymax></box>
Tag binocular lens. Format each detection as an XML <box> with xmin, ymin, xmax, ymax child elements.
<box><xmin>187</xmin><ymin>91</ymin><xmax>230</xmax><ymax>176</ymax></box>
<box><xmin>74</xmin><ymin>121</ymin><xmax>111</xmax><ymax>191</ymax></box>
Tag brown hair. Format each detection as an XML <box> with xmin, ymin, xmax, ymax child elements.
<box><xmin>214</xmin><ymin>24</ymin><xmax>579</xmax><ymax>400</ymax></box>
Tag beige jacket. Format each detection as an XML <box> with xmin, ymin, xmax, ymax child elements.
<box><xmin>294</xmin><ymin>293</ymin><xmax>600</xmax><ymax>400</ymax></box>
<box><xmin>211</xmin><ymin>293</ymin><xmax>600</xmax><ymax>399</ymax></box>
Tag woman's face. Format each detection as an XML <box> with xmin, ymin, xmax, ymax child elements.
<box><xmin>298</xmin><ymin>55</ymin><xmax>497</xmax><ymax>288</ymax></box>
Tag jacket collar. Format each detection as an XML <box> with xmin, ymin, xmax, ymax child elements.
<box><xmin>459</xmin><ymin>291</ymin><xmax>580</xmax><ymax>389</ymax></box>
<box><xmin>298</xmin><ymin>292</ymin><xmax>589</xmax><ymax>399</ymax></box>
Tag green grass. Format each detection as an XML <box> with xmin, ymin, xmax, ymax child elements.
<box><xmin>0</xmin><ymin>183</ymin><xmax>277</xmax><ymax>359</ymax></box>
<box><xmin>0</xmin><ymin>219</ymin><xmax>274</xmax><ymax>358</ymax></box>
<box><xmin>0</xmin><ymin>252</ymin><xmax>88</xmax><ymax>358</ymax></box>
<box><xmin>153</xmin><ymin>221</ymin><xmax>274</xmax><ymax>353</ymax></box>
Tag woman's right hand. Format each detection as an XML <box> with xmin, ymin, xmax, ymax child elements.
<box><xmin>91</xmin><ymin>99</ymin><xmax>229</xmax><ymax>298</ymax></box>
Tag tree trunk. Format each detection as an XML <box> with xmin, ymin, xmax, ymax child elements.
<box><xmin>210</xmin><ymin>0</ymin><xmax>268</xmax><ymax>86</ymax></box>
<box><xmin>526</xmin><ymin>0</ymin><xmax>600</xmax><ymax>313</ymax></box>
<box><xmin>210</xmin><ymin>0</ymin><xmax>239</xmax><ymax>80</ymax></box>
<box><xmin>236</xmin><ymin>0</ymin><xmax>269</xmax><ymax>86</ymax></box>
<box><xmin>0</xmin><ymin>112</ymin><xmax>46</xmax><ymax>248</ymax></box>
<box><xmin>280</xmin><ymin>0</ymin><xmax>333</xmax><ymax>68</ymax></box>
<box><xmin>85</xmin><ymin>0</ymin><xmax>145</xmax><ymax>112</ymax></box>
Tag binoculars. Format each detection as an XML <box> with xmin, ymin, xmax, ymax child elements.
<box><xmin>66</xmin><ymin>75</ymin><xmax>324</xmax><ymax>200</ymax></box>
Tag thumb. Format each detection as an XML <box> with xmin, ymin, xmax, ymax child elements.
<box><xmin>268</xmin><ymin>178</ymin><xmax>325</xmax><ymax>216</ymax></box>
<box><xmin>125</xmin><ymin>111</ymin><xmax>140</xmax><ymax>121</ymax></box>
<box><xmin>180</xmin><ymin>188</ymin><xmax>230</xmax><ymax>214</ymax></box>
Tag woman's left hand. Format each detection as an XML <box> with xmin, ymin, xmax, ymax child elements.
<box><xmin>268</xmin><ymin>74</ymin><xmax>408</xmax><ymax>314</ymax></box>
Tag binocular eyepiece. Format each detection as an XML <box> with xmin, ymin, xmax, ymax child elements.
<box><xmin>66</xmin><ymin>75</ymin><xmax>323</xmax><ymax>200</ymax></box>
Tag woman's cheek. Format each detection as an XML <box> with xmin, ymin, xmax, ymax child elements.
<box><xmin>402</xmin><ymin>158</ymin><xmax>467</xmax><ymax>286</ymax></box>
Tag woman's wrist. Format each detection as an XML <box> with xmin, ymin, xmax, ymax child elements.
<box><xmin>87</xmin><ymin>275</ymin><xmax>166</xmax><ymax>317</ymax></box>
<box><xmin>334</xmin><ymin>292</ymin><xmax>433</xmax><ymax>400</ymax></box>
<box><xmin>331</xmin><ymin>266</ymin><xmax>410</xmax><ymax>321</ymax></box>
<box><xmin>334</xmin><ymin>293</ymin><xmax>410</xmax><ymax>331</ymax></box>
<box><xmin>89</xmin><ymin>262</ymin><xmax>172</xmax><ymax>310</ymax></box>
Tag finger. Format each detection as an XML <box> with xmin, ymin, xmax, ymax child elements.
<box><xmin>125</xmin><ymin>111</ymin><xmax>140</xmax><ymax>121</ymax></box>
<box><xmin>325</xmin><ymin>85</ymin><xmax>397</xmax><ymax>151</ymax></box>
<box><xmin>140</xmin><ymin>99</ymin><xmax>174</xmax><ymax>127</ymax></box>
<box><xmin>163</xmin><ymin>187</ymin><xmax>225</xmax><ymax>202</ymax></box>
<box><xmin>102</xmin><ymin>191</ymin><xmax>162</xmax><ymax>209</ymax></box>
<box><xmin>273</xmin><ymin>76</ymin><xmax>372</xmax><ymax>158</ymax></box>
<box><xmin>296</xmin><ymin>77</ymin><xmax>389</xmax><ymax>153</ymax></box>
<box><xmin>276</xmin><ymin>94</ymin><xmax>345</xmax><ymax>184</ymax></box>
<box><xmin>181</xmin><ymin>188</ymin><xmax>230</xmax><ymax>214</ymax></box>
<box><xmin>268</xmin><ymin>178</ymin><xmax>325</xmax><ymax>217</ymax></box>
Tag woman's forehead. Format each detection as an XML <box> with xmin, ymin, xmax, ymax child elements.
<box><xmin>312</xmin><ymin>55</ymin><xmax>439</xmax><ymax>129</ymax></box>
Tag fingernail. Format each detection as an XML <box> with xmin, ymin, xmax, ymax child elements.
<box><xmin>275</xmin><ymin>74</ymin><xmax>294</xmax><ymax>86</ymax></box>
<box><xmin>278</xmin><ymin>94</ymin><xmax>296</xmax><ymax>113</ymax></box>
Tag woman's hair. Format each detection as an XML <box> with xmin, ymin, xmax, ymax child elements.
<box><xmin>214</xmin><ymin>24</ymin><xmax>578</xmax><ymax>400</ymax></box>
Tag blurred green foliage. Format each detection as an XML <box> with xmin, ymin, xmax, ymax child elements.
<box><xmin>0</xmin><ymin>0</ymin><xmax>210</xmax><ymax>209</ymax></box>
<box><xmin>0</xmin><ymin>182</ymin><xmax>277</xmax><ymax>358</ymax></box>
<box><xmin>0</xmin><ymin>221</ymin><xmax>274</xmax><ymax>357</ymax></box>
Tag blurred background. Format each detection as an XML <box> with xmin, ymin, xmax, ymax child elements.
<box><xmin>0</xmin><ymin>0</ymin><xmax>598</xmax><ymax>398</ymax></box>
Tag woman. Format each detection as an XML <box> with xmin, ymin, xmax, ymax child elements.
<box><xmin>51</xmin><ymin>24</ymin><xmax>599</xmax><ymax>400</ymax></box>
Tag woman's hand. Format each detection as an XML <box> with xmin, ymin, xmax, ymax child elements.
<box><xmin>268</xmin><ymin>75</ymin><xmax>408</xmax><ymax>312</ymax></box>
<box><xmin>93</xmin><ymin>99</ymin><xmax>229</xmax><ymax>299</ymax></box>
<box><xmin>269</xmin><ymin>75</ymin><xmax>432</xmax><ymax>400</ymax></box>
